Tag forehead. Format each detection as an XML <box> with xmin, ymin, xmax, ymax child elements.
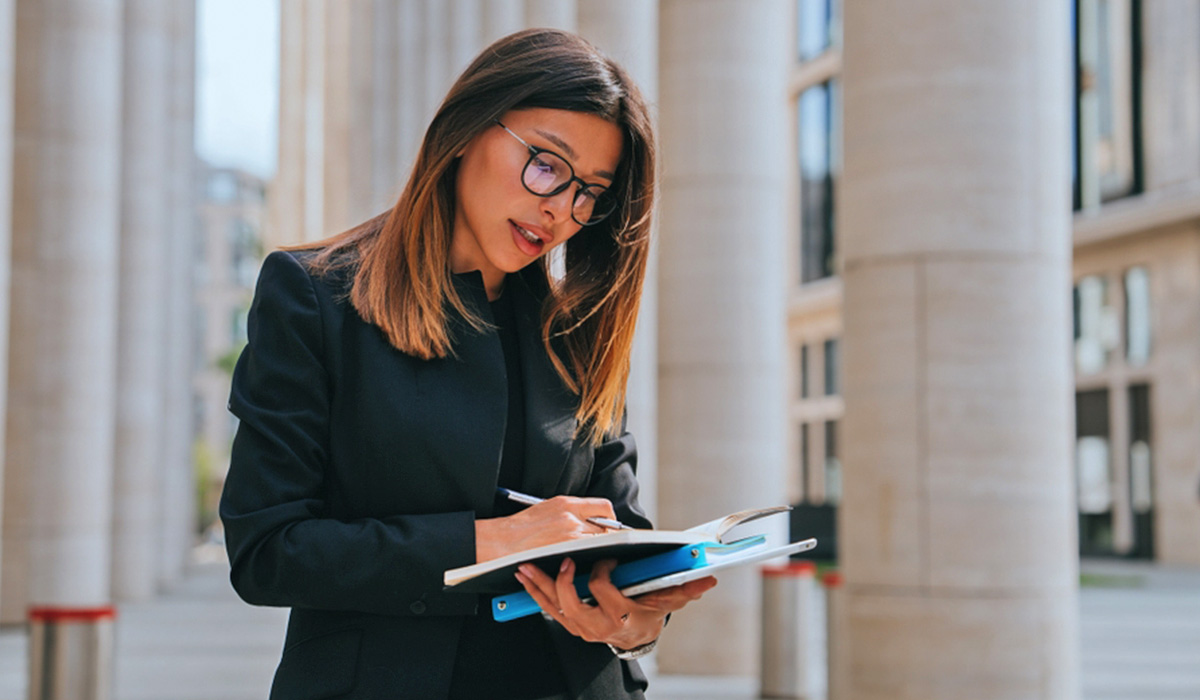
<box><xmin>499</xmin><ymin>108</ymin><xmax>623</xmax><ymax>177</ymax></box>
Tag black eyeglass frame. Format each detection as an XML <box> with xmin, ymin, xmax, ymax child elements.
<box><xmin>493</xmin><ymin>119</ymin><xmax>617</xmax><ymax>227</ymax></box>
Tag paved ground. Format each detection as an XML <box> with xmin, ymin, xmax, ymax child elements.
<box><xmin>0</xmin><ymin>556</ymin><xmax>1196</xmax><ymax>699</ymax></box>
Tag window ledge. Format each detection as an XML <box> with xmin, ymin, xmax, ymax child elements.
<box><xmin>789</xmin><ymin>276</ymin><xmax>842</xmax><ymax>318</ymax></box>
<box><xmin>1073</xmin><ymin>181</ymin><xmax>1200</xmax><ymax>248</ymax></box>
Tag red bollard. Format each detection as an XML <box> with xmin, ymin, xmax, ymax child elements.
<box><xmin>28</xmin><ymin>606</ymin><xmax>116</xmax><ymax>700</ymax></box>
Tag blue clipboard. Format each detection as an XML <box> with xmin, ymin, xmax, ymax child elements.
<box><xmin>491</xmin><ymin>536</ymin><xmax>768</xmax><ymax>622</ymax></box>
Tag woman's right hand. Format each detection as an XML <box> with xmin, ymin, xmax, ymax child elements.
<box><xmin>474</xmin><ymin>496</ymin><xmax>618</xmax><ymax>563</ymax></box>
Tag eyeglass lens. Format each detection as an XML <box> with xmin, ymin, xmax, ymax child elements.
<box><xmin>521</xmin><ymin>151</ymin><xmax>615</xmax><ymax>225</ymax></box>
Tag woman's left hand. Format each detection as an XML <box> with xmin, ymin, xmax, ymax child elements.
<box><xmin>514</xmin><ymin>557</ymin><xmax>718</xmax><ymax>651</ymax></box>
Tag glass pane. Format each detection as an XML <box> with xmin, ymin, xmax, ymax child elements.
<box><xmin>1074</xmin><ymin>275</ymin><xmax>1118</xmax><ymax>374</ymax></box>
<box><xmin>1128</xmin><ymin>384</ymin><xmax>1153</xmax><ymax>514</ymax></box>
<box><xmin>824</xmin><ymin>420</ymin><xmax>840</xmax><ymax>505</ymax></box>
<box><xmin>799</xmin><ymin>423</ymin><xmax>809</xmax><ymax>502</ymax></box>
<box><xmin>1076</xmin><ymin>435</ymin><xmax>1112</xmax><ymax>514</ymax></box>
<box><xmin>797</xmin><ymin>0</ymin><xmax>832</xmax><ymax>62</ymax></box>
<box><xmin>800</xmin><ymin>344</ymin><xmax>809</xmax><ymax>398</ymax></box>
<box><xmin>799</xmin><ymin>82</ymin><xmax>836</xmax><ymax>283</ymax></box>
<box><xmin>823</xmin><ymin>338</ymin><xmax>839</xmax><ymax>396</ymax></box>
<box><xmin>1125</xmin><ymin>266</ymin><xmax>1151</xmax><ymax>366</ymax></box>
<box><xmin>1076</xmin><ymin>0</ymin><xmax>1137</xmax><ymax>207</ymax></box>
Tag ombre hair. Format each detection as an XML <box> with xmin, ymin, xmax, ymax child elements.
<box><xmin>292</xmin><ymin>29</ymin><xmax>656</xmax><ymax>446</ymax></box>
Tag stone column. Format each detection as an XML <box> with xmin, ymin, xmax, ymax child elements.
<box><xmin>839</xmin><ymin>2</ymin><xmax>1079</xmax><ymax>699</ymax></box>
<box><xmin>525</xmin><ymin>0</ymin><xmax>575</xmax><ymax>31</ymax></box>
<box><xmin>482</xmin><ymin>0</ymin><xmax>524</xmax><ymax>44</ymax></box>
<box><xmin>322</xmin><ymin>0</ymin><xmax>377</xmax><ymax>233</ymax></box>
<box><xmin>657</xmin><ymin>0</ymin><xmax>790</xmax><ymax>675</ymax></box>
<box><xmin>267</xmin><ymin>0</ymin><xmax>311</xmax><ymax>248</ymax></box>
<box><xmin>449</xmin><ymin>0</ymin><xmax>483</xmax><ymax>79</ymax></box>
<box><xmin>2</xmin><ymin>0</ymin><xmax>124</xmax><ymax>621</ymax></box>
<box><xmin>396</xmin><ymin>0</ymin><xmax>425</xmax><ymax>174</ymax></box>
<box><xmin>158</xmin><ymin>0</ymin><xmax>197</xmax><ymax>590</ymax></box>
<box><xmin>371</xmin><ymin>0</ymin><xmax>401</xmax><ymax>212</ymax></box>
<box><xmin>112</xmin><ymin>0</ymin><xmax>172</xmax><ymax>601</ymax></box>
<box><xmin>577</xmin><ymin>0</ymin><xmax>659</xmax><ymax>519</ymax></box>
<box><xmin>0</xmin><ymin>0</ymin><xmax>14</xmax><ymax>593</ymax></box>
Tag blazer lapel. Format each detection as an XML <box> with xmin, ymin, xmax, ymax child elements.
<box><xmin>510</xmin><ymin>268</ymin><xmax>579</xmax><ymax>498</ymax></box>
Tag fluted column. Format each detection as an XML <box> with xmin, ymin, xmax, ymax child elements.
<box><xmin>0</xmin><ymin>0</ymin><xmax>14</xmax><ymax>595</ymax></box>
<box><xmin>267</xmin><ymin>0</ymin><xmax>311</xmax><ymax>248</ymax></box>
<box><xmin>838</xmin><ymin>2</ymin><xmax>1079</xmax><ymax>698</ymax></box>
<box><xmin>577</xmin><ymin>0</ymin><xmax>659</xmax><ymax>519</ymax></box>
<box><xmin>657</xmin><ymin>0</ymin><xmax>790</xmax><ymax>674</ymax></box>
<box><xmin>396</xmin><ymin>0</ymin><xmax>425</xmax><ymax>174</ymax></box>
<box><xmin>482</xmin><ymin>0</ymin><xmax>524</xmax><ymax>44</ymax></box>
<box><xmin>158</xmin><ymin>0</ymin><xmax>197</xmax><ymax>590</ymax></box>
<box><xmin>112</xmin><ymin>0</ymin><xmax>172</xmax><ymax>601</ymax></box>
<box><xmin>525</xmin><ymin>0</ymin><xmax>575</xmax><ymax>31</ymax></box>
<box><xmin>2</xmin><ymin>0</ymin><xmax>124</xmax><ymax>621</ymax></box>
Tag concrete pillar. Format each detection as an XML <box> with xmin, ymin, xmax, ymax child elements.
<box><xmin>112</xmin><ymin>0</ymin><xmax>172</xmax><ymax>601</ymax></box>
<box><xmin>158</xmin><ymin>0</ymin><xmax>197</xmax><ymax>590</ymax></box>
<box><xmin>322</xmin><ymin>0</ymin><xmax>377</xmax><ymax>233</ymax></box>
<box><xmin>577</xmin><ymin>0</ymin><xmax>659</xmax><ymax>520</ymax></box>
<box><xmin>0</xmin><ymin>0</ymin><xmax>14</xmax><ymax>596</ymax></box>
<box><xmin>482</xmin><ymin>0</ymin><xmax>524</xmax><ymax>44</ymax></box>
<box><xmin>449</xmin><ymin>0</ymin><xmax>483</xmax><ymax>79</ymax></box>
<box><xmin>371</xmin><ymin>0</ymin><xmax>401</xmax><ymax>212</ymax></box>
<box><xmin>838</xmin><ymin>2</ymin><xmax>1079</xmax><ymax>699</ymax></box>
<box><xmin>525</xmin><ymin>0</ymin><xmax>575</xmax><ymax>31</ymax></box>
<box><xmin>2</xmin><ymin>0</ymin><xmax>124</xmax><ymax>621</ymax></box>
<box><xmin>267</xmin><ymin>0</ymin><xmax>311</xmax><ymax>248</ymax></box>
<box><xmin>396</xmin><ymin>0</ymin><xmax>425</xmax><ymax>177</ymax></box>
<box><xmin>657</xmin><ymin>0</ymin><xmax>790</xmax><ymax>675</ymax></box>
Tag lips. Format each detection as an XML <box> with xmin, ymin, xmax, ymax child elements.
<box><xmin>509</xmin><ymin>220</ymin><xmax>549</xmax><ymax>256</ymax></box>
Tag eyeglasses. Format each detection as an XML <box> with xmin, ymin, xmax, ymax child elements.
<box><xmin>494</xmin><ymin>120</ymin><xmax>617</xmax><ymax>226</ymax></box>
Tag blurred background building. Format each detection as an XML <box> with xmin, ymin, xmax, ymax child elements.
<box><xmin>0</xmin><ymin>0</ymin><xmax>1198</xmax><ymax>698</ymax></box>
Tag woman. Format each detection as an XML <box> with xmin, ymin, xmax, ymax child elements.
<box><xmin>220</xmin><ymin>28</ymin><xmax>715</xmax><ymax>700</ymax></box>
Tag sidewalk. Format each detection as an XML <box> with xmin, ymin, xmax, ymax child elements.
<box><xmin>0</xmin><ymin>556</ymin><xmax>1197</xmax><ymax>699</ymax></box>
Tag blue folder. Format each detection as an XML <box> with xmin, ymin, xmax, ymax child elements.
<box><xmin>491</xmin><ymin>535</ymin><xmax>766</xmax><ymax>622</ymax></box>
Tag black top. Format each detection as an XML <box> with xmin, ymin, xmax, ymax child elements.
<box><xmin>448</xmin><ymin>289</ymin><xmax>570</xmax><ymax>699</ymax></box>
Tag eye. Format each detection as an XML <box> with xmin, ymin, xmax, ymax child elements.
<box><xmin>531</xmin><ymin>153</ymin><xmax>555</xmax><ymax>174</ymax></box>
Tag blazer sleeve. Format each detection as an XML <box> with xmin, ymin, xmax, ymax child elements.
<box><xmin>219</xmin><ymin>251</ymin><xmax>478</xmax><ymax>617</ymax></box>
<box><xmin>584</xmin><ymin>417</ymin><xmax>653</xmax><ymax>531</ymax></box>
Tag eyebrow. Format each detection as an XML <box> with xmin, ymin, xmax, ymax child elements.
<box><xmin>533</xmin><ymin>128</ymin><xmax>616</xmax><ymax>181</ymax></box>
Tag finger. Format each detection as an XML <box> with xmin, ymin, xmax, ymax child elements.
<box><xmin>515</xmin><ymin>568</ymin><xmax>571</xmax><ymax>628</ymax></box>
<box><xmin>586</xmin><ymin>560</ymin><xmax>632</xmax><ymax>626</ymax></box>
<box><xmin>632</xmin><ymin>576</ymin><xmax>719</xmax><ymax>611</ymax></box>
<box><xmin>551</xmin><ymin>495</ymin><xmax>617</xmax><ymax>521</ymax></box>
<box><xmin>517</xmin><ymin>564</ymin><xmax>562</xmax><ymax>613</ymax></box>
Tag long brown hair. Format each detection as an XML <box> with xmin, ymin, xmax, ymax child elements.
<box><xmin>292</xmin><ymin>29</ymin><xmax>656</xmax><ymax>446</ymax></box>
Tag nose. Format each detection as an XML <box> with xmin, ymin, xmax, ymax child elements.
<box><xmin>539</xmin><ymin>184</ymin><xmax>576</xmax><ymax>224</ymax></box>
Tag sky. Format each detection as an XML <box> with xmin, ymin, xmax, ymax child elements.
<box><xmin>195</xmin><ymin>0</ymin><xmax>280</xmax><ymax>179</ymax></box>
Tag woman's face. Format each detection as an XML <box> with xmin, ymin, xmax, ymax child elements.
<box><xmin>450</xmin><ymin>107</ymin><xmax>624</xmax><ymax>293</ymax></box>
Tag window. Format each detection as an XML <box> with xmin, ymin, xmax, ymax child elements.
<box><xmin>824</xmin><ymin>420</ymin><xmax>841</xmax><ymax>505</ymax></box>
<box><xmin>799</xmin><ymin>423</ymin><xmax>810</xmax><ymax>502</ymax></box>
<box><xmin>1075</xmin><ymin>389</ymin><xmax>1113</xmax><ymax>554</ymax></box>
<box><xmin>1074</xmin><ymin>275</ymin><xmax>1118</xmax><ymax>374</ymax></box>
<box><xmin>1073</xmin><ymin>0</ymin><xmax>1142</xmax><ymax>210</ymax></box>
<box><xmin>799</xmin><ymin>344</ymin><xmax>809</xmax><ymax>398</ymax></box>
<box><xmin>1124</xmin><ymin>266</ymin><xmax>1150</xmax><ymax>367</ymax></box>
<box><xmin>823</xmin><ymin>338</ymin><xmax>839</xmax><ymax>396</ymax></box>
<box><xmin>798</xmin><ymin>80</ymin><xmax>839</xmax><ymax>283</ymax></box>
<box><xmin>797</xmin><ymin>0</ymin><xmax>836</xmax><ymax>62</ymax></box>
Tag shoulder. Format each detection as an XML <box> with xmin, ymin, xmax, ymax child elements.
<box><xmin>257</xmin><ymin>249</ymin><xmax>356</xmax><ymax>308</ymax></box>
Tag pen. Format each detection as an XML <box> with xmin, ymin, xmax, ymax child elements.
<box><xmin>496</xmin><ymin>487</ymin><xmax>634</xmax><ymax>531</ymax></box>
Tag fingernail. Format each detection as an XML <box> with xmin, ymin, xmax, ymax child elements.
<box><xmin>518</xmin><ymin>564</ymin><xmax>532</xmax><ymax>577</ymax></box>
<box><xmin>514</xmin><ymin>571</ymin><xmax>526</xmax><ymax>584</ymax></box>
<box><xmin>560</xmin><ymin>558</ymin><xmax>571</xmax><ymax>573</ymax></box>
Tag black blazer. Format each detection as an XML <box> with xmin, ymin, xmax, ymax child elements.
<box><xmin>220</xmin><ymin>251</ymin><xmax>653</xmax><ymax>700</ymax></box>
